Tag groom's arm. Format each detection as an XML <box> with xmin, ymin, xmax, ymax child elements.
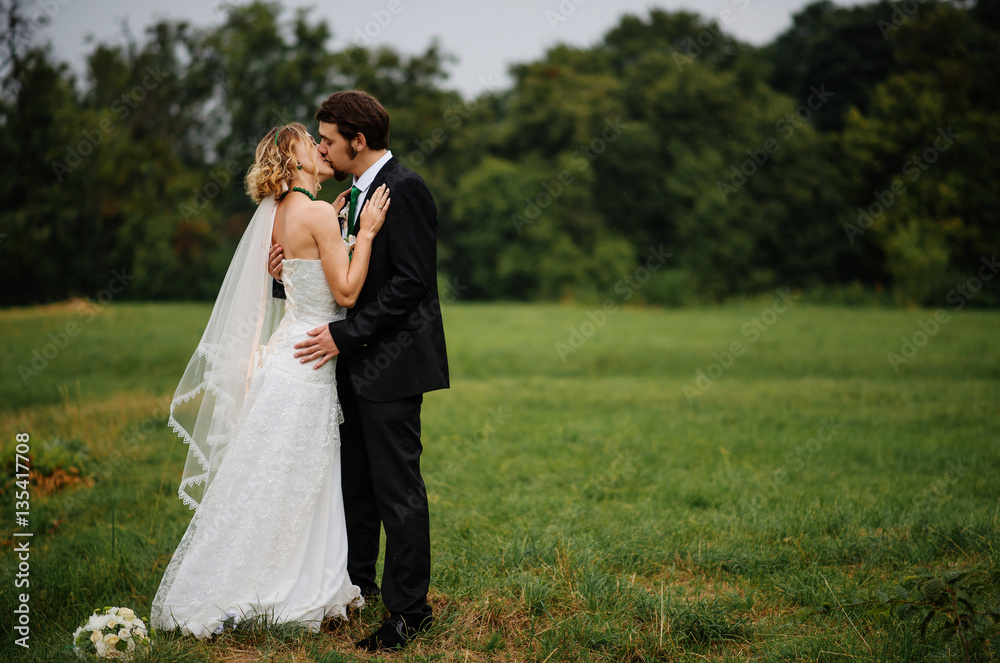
<box><xmin>328</xmin><ymin>173</ymin><xmax>436</xmax><ymax>353</ymax></box>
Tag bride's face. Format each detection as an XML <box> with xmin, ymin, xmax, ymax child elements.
<box><xmin>292</xmin><ymin>133</ymin><xmax>334</xmax><ymax>182</ymax></box>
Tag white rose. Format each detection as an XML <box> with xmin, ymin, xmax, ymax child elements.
<box><xmin>94</xmin><ymin>638</ymin><xmax>107</xmax><ymax>656</ymax></box>
<box><xmin>118</xmin><ymin>608</ymin><xmax>135</xmax><ymax>620</ymax></box>
<box><xmin>91</xmin><ymin>630</ymin><xmax>102</xmax><ymax>643</ymax></box>
<box><xmin>105</xmin><ymin>634</ymin><xmax>120</xmax><ymax>648</ymax></box>
<box><xmin>118</xmin><ymin>628</ymin><xmax>131</xmax><ymax>640</ymax></box>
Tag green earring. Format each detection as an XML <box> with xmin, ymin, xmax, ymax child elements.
<box><xmin>296</xmin><ymin>162</ymin><xmax>302</xmax><ymax>170</ymax></box>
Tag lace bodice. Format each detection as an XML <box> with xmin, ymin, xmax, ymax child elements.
<box><xmin>281</xmin><ymin>259</ymin><xmax>344</xmax><ymax>325</ymax></box>
<box><xmin>252</xmin><ymin>259</ymin><xmax>345</xmax><ymax>384</ymax></box>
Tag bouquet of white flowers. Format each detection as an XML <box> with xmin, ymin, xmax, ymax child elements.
<box><xmin>72</xmin><ymin>606</ymin><xmax>153</xmax><ymax>660</ymax></box>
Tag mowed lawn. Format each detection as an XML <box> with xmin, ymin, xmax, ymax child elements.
<box><xmin>1</xmin><ymin>297</ymin><xmax>998</xmax><ymax>662</ymax></box>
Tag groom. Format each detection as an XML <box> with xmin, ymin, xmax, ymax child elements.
<box><xmin>268</xmin><ymin>90</ymin><xmax>449</xmax><ymax>652</ymax></box>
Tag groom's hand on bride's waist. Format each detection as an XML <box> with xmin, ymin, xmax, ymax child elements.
<box><xmin>294</xmin><ymin>326</ymin><xmax>340</xmax><ymax>369</ymax></box>
<box><xmin>269</xmin><ymin>243</ymin><xmax>284</xmax><ymax>282</ymax></box>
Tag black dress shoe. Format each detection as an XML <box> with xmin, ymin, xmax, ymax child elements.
<box><xmin>354</xmin><ymin>614</ymin><xmax>431</xmax><ymax>652</ymax></box>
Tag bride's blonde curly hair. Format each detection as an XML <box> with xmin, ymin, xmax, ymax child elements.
<box><xmin>245</xmin><ymin>123</ymin><xmax>319</xmax><ymax>203</ymax></box>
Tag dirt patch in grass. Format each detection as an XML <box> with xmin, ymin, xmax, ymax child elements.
<box><xmin>0</xmin><ymin>298</ymin><xmax>101</xmax><ymax>320</ymax></box>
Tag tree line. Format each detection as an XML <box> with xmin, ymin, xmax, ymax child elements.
<box><xmin>1</xmin><ymin>0</ymin><xmax>997</xmax><ymax>307</ymax></box>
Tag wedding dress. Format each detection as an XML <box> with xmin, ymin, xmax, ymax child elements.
<box><xmin>151</xmin><ymin>258</ymin><xmax>362</xmax><ymax>638</ymax></box>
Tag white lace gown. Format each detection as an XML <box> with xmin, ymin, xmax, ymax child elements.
<box><xmin>151</xmin><ymin>259</ymin><xmax>363</xmax><ymax>639</ymax></box>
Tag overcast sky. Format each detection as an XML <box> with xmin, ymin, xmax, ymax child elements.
<box><xmin>39</xmin><ymin>0</ymin><xmax>869</xmax><ymax>97</ymax></box>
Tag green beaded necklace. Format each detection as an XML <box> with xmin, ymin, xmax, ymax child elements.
<box><xmin>291</xmin><ymin>186</ymin><xmax>316</xmax><ymax>201</ymax></box>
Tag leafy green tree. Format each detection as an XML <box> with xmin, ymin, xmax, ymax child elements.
<box><xmin>840</xmin><ymin>2</ymin><xmax>1000</xmax><ymax>305</ymax></box>
<box><xmin>593</xmin><ymin>10</ymin><xmax>856</xmax><ymax>298</ymax></box>
<box><xmin>0</xmin><ymin>44</ymin><xmax>80</xmax><ymax>304</ymax></box>
<box><xmin>0</xmin><ymin>0</ymin><xmax>224</xmax><ymax>304</ymax></box>
<box><xmin>449</xmin><ymin>153</ymin><xmax>633</xmax><ymax>300</ymax></box>
<box><xmin>3</xmin><ymin>0</ymin><xmax>998</xmax><ymax>308</ymax></box>
<box><xmin>764</xmin><ymin>0</ymin><xmax>905</xmax><ymax>132</ymax></box>
<box><xmin>603</xmin><ymin>9</ymin><xmax>749</xmax><ymax>75</ymax></box>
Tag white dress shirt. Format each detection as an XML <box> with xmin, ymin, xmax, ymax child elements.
<box><xmin>350</xmin><ymin>150</ymin><xmax>394</xmax><ymax>232</ymax></box>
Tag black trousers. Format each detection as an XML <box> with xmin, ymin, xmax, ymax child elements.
<box><xmin>337</xmin><ymin>359</ymin><xmax>432</xmax><ymax>625</ymax></box>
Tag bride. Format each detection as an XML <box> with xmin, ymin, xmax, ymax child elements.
<box><xmin>151</xmin><ymin>122</ymin><xmax>390</xmax><ymax>638</ymax></box>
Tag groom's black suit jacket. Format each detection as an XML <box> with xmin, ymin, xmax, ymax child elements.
<box><xmin>274</xmin><ymin>157</ymin><xmax>449</xmax><ymax>402</ymax></box>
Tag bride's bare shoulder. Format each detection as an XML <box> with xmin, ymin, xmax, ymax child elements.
<box><xmin>306</xmin><ymin>198</ymin><xmax>336</xmax><ymax>217</ymax></box>
<box><xmin>295</xmin><ymin>200</ymin><xmax>339</xmax><ymax>236</ymax></box>
<box><xmin>286</xmin><ymin>199</ymin><xmax>334</xmax><ymax>224</ymax></box>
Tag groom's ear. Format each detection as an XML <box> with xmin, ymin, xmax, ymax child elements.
<box><xmin>353</xmin><ymin>133</ymin><xmax>368</xmax><ymax>152</ymax></box>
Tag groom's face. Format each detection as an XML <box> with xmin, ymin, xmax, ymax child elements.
<box><xmin>296</xmin><ymin>133</ymin><xmax>336</xmax><ymax>183</ymax></box>
<box><xmin>318</xmin><ymin>121</ymin><xmax>360</xmax><ymax>176</ymax></box>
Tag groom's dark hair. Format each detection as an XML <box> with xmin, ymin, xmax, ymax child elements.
<box><xmin>315</xmin><ymin>91</ymin><xmax>390</xmax><ymax>150</ymax></box>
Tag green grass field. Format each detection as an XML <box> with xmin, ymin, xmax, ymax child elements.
<box><xmin>1</xmin><ymin>297</ymin><xmax>998</xmax><ymax>662</ymax></box>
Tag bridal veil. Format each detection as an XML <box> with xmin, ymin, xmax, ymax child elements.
<box><xmin>168</xmin><ymin>195</ymin><xmax>284</xmax><ymax>509</ymax></box>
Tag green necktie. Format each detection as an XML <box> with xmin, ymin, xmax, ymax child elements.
<box><xmin>347</xmin><ymin>186</ymin><xmax>361</xmax><ymax>237</ymax></box>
